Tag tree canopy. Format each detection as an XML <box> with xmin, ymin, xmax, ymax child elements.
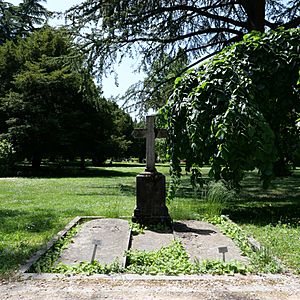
<box><xmin>67</xmin><ymin>0</ymin><xmax>300</xmax><ymax>110</ymax></box>
<box><xmin>162</xmin><ymin>28</ymin><xmax>300</xmax><ymax>192</ymax></box>
<box><xmin>0</xmin><ymin>0</ymin><xmax>50</xmax><ymax>44</ymax></box>
<box><xmin>0</xmin><ymin>26</ymin><xmax>133</xmax><ymax>169</ymax></box>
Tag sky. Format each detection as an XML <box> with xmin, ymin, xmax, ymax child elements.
<box><xmin>9</xmin><ymin>0</ymin><xmax>144</xmax><ymax>101</ymax></box>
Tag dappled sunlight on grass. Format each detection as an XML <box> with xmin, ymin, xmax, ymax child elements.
<box><xmin>168</xmin><ymin>198</ymin><xmax>203</xmax><ymax>220</ymax></box>
<box><xmin>224</xmin><ymin>169</ymin><xmax>300</xmax><ymax>226</ymax></box>
<box><xmin>0</xmin><ymin>167</ymin><xmax>139</xmax><ymax>275</ymax></box>
<box><xmin>223</xmin><ymin>168</ymin><xmax>300</xmax><ymax>274</ymax></box>
<box><xmin>0</xmin><ymin>165</ymin><xmax>299</xmax><ymax>275</ymax></box>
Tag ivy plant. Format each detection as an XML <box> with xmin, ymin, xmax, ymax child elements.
<box><xmin>28</xmin><ymin>219</ymin><xmax>282</xmax><ymax>276</ymax></box>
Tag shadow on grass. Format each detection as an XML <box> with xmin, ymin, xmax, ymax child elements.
<box><xmin>0</xmin><ymin>208</ymin><xmax>66</xmax><ymax>234</ymax></box>
<box><xmin>224</xmin><ymin>200</ymin><xmax>300</xmax><ymax>226</ymax></box>
<box><xmin>75</xmin><ymin>184</ymin><xmax>136</xmax><ymax>197</ymax></box>
<box><xmin>0</xmin><ymin>208</ymin><xmax>72</xmax><ymax>275</ymax></box>
<box><xmin>174</xmin><ymin>186</ymin><xmax>204</xmax><ymax>199</ymax></box>
<box><xmin>10</xmin><ymin>165</ymin><xmax>139</xmax><ymax>179</ymax></box>
<box><xmin>224</xmin><ymin>171</ymin><xmax>300</xmax><ymax>226</ymax></box>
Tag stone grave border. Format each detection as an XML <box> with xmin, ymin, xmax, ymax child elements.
<box><xmin>19</xmin><ymin>216</ymin><xmax>131</xmax><ymax>279</ymax></box>
<box><xmin>18</xmin><ymin>215</ymin><xmax>284</xmax><ymax>281</ymax></box>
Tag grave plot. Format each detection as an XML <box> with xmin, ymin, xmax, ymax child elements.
<box><xmin>57</xmin><ymin>218</ymin><xmax>131</xmax><ymax>267</ymax></box>
<box><xmin>173</xmin><ymin>220</ymin><xmax>249</xmax><ymax>264</ymax></box>
<box><xmin>20</xmin><ymin>216</ymin><xmax>261</xmax><ymax>276</ymax></box>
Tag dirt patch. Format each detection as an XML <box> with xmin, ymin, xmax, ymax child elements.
<box><xmin>1</xmin><ymin>274</ymin><xmax>300</xmax><ymax>300</ymax></box>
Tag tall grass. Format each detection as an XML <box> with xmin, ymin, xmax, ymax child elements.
<box><xmin>204</xmin><ymin>181</ymin><xmax>236</xmax><ymax>218</ymax></box>
<box><xmin>243</xmin><ymin>222</ymin><xmax>300</xmax><ymax>273</ymax></box>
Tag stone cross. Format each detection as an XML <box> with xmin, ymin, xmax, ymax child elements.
<box><xmin>132</xmin><ymin>115</ymin><xmax>171</xmax><ymax>226</ymax></box>
<box><xmin>133</xmin><ymin>115</ymin><xmax>167</xmax><ymax>172</ymax></box>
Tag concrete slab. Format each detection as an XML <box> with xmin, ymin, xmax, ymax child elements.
<box><xmin>58</xmin><ymin>218</ymin><xmax>131</xmax><ymax>267</ymax></box>
<box><xmin>173</xmin><ymin>220</ymin><xmax>249</xmax><ymax>264</ymax></box>
<box><xmin>130</xmin><ymin>230</ymin><xmax>174</xmax><ymax>252</ymax></box>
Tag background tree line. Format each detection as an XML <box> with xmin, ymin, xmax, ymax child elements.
<box><xmin>0</xmin><ymin>1</ymin><xmax>139</xmax><ymax>173</ymax></box>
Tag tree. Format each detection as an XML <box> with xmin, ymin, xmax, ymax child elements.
<box><xmin>0</xmin><ymin>0</ymin><xmax>50</xmax><ymax>44</ymax></box>
<box><xmin>91</xmin><ymin>101</ymin><xmax>135</xmax><ymax>165</ymax></box>
<box><xmin>0</xmin><ymin>27</ymin><xmax>131</xmax><ymax>169</ymax></box>
<box><xmin>67</xmin><ymin>0</ymin><xmax>300</xmax><ymax>109</ymax></box>
<box><xmin>109</xmin><ymin>101</ymin><xmax>135</xmax><ymax>159</ymax></box>
<box><xmin>162</xmin><ymin>28</ymin><xmax>300</xmax><ymax>191</ymax></box>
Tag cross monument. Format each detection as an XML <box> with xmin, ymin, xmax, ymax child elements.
<box><xmin>132</xmin><ymin>115</ymin><xmax>172</xmax><ymax>226</ymax></box>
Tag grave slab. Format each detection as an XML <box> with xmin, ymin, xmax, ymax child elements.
<box><xmin>130</xmin><ymin>230</ymin><xmax>174</xmax><ymax>252</ymax></box>
<box><xmin>58</xmin><ymin>218</ymin><xmax>131</xmax><ymax>267</ymax></box>
<box><xmin>173</xmin><ymin>220</ymin><xmax>249</xmax><ymax>264</ymax></box>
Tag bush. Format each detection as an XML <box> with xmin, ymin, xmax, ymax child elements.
<box><xmin>0</xmin><ymin>138</ymin><xmax>15</xmax><ymax>176</ymax></box>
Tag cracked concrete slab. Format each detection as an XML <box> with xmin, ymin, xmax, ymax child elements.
<box><xmin>58</xmin><ymin>218</ymin><xmax>131</xmax><ymax>267</ymax></box>
<box><xmin>173</xmin><ymin>220</ymin><xmax>249</xmax><ymax>264</ymax></box>
<box><xmin>130</xmin><ymin>229</ymin><xmax>174</xmax><ymax>252</ymax></box>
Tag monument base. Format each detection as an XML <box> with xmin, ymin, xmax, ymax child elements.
<box><xmin>132</xmin><ymin>170</ymin><xmax>172</xmax><ymax>226</ymax></box>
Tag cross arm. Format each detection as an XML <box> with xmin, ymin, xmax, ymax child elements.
<box><xmin>132</xmin><ymin>128</ymin><xmax>147</xmax><ymax>138</ymax></box>
<box><xmin>133</xmin><ymin>128</ymin><xmax>168</xmax><ymax>139</ymax></box>
<box><xmin>155</xmin><ymin>128</ymin><xmax>168</xmax><ymax>139</ymax></box>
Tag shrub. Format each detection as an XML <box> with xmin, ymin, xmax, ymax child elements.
<box><xmin>0</xmin><ymin>138</ymin><xmax>15</xmax><ymax>176</ymax></box>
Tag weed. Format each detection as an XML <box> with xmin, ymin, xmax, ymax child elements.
<box><xmin>28</xmin><ymin>225</ymin><xmax>80</xmax><ymax>273</ymax></box>
<box><xmin>126</xmin><ymin>239</ymin><xmax>193</xmax><ymax>275</ymax></box>
<box><xmin>204</xmin><ymin>181</ymin><xmax>236</xmax><ymax>218</ymax></box>
<box><xmin>208</xmin><ymin>215</ymin><xmax>283</xmax><ymax>274</ymax></box>
<box><xmin>52</xmin><ymin>260</ymin><xmax>124</xmax><ymax>276</ymax></box>
<box><xmin>129</xmin><ymin>221</ymin><xmax>146</xmax><ymax>235</ymax></box>
<box><xmin>194</xmin><ymin>259</ymin><xmax>248</xmax><ymax>275</ymax></box>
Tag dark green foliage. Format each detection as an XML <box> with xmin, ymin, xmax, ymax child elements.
<box><xmin>67</xmin><ymin>1</ymin><xmax>299</xmax><ymax>109</ymax></box>
<box><xmin>0</xmin><ymin>0</ymin><xmax>50</xmax><ymax>44</ymax></box>
<box><xmin>163</xmin><ymin>28</ymin><xmax>300</xmax><ymax>190</ymax></box>
<box><xmin>0</xmin><ymin>27</ymin><xmax>133</xmax><ymax>169</ymax></box>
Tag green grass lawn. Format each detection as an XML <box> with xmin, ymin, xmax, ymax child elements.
<box><xmin>0</xmin><ymin>164</ymin><xmax>299</xmax><ymax>276</ymax></box>
<box><xmin>231</xmin><ymin>169</ymin><xmax>300</xmax><ymax>273</ymax></box>
<box><xmin>0</xmin><ymin>164</ymin><xmax>142</xmax><ymax>276</ymax></box>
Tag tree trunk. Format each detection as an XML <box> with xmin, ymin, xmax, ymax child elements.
<box><xmin>32</xmin><ymin>155</ymin><xmax>41</xmax><ymax>170</ymax></box>
<box><xmin>273</xmin><ymin>159</ymin><xmax>291</xmax><ymax>177</ymax></box>
<box><xmin>240</xmin><ymin>0</ymin><xmax>266</xmax><ymax>32</ymax></box>
<box><xmin>80</xmin><ymin>155</ymin><xmax>85</xmax><ymax>170</ymax></box>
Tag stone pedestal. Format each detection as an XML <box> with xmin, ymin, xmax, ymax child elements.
<box><xmin>132</xmin><ymin>171</ymin><xmax>172</xmax><ymax>226</ymax></box>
